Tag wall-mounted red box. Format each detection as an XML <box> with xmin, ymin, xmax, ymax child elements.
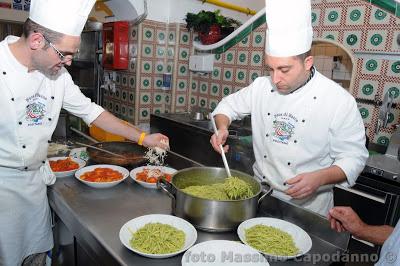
<box><xmin>102</xmin><ymin>21</ymin><xmax>129</xmax><ymax>70</ymax></box>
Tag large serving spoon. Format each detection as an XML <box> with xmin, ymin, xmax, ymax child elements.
<box><xmin>210</xmin><ymin>115</ymin><xmax>232</xmax><ymax>177</ymax></box>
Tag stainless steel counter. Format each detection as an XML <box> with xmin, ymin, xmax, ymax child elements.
<box><xmin>48</xmin><ymin>150</ymin><xmax>351</xmax><ymax>266</ymax></box>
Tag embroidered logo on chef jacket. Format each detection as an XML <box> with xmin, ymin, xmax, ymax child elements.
<box><xmin>272</xmin><ymin>112</ymin><xmax>298</xmax><ymax>144</ymax></box>
<box><xmin>25</xmin><ymin>93</ymin><xmax>47</xmax><ymax>126</ymax></box>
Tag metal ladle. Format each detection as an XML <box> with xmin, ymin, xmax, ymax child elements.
<box><xmin>210</xmin><ymin>115</ymin><xmax>232</xmax><ymax>177</ymax></box>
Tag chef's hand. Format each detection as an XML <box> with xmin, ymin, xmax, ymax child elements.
<box><xmin>284</xmin><ymin>171</ymin><xmax>322</xmax><ymax>199</ymax></box>
<box><xmin>142</xmin><ymin>133</ymin><xmax>170</xmax><ymax>150</ymax></box>
<box><xmin>328</xmin><ymin>207</ymin><xmax>366</xmax><ymax>236</ymax></box>
<box><xmin>210</xmin><ymin>129</ymin><xmax>229</xmax><ymax>154</ymax></box>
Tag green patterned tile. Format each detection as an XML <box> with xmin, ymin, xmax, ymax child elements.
<box><xmin>141</xmin><ymin>60</ymin><xmax>153</xmax><ymax>73</ymax></box>
<box><xmin>223</xmin><ymin>68</ymin><xmax>234</xmax><ymax>82</ymax></box>
<box><xmin>237</xmin><ymin>51</ymin><xmax>249</xmax><ymax>66</ymax></box>
<box><xmin>168</xmin><ymin>31</ymin><xmax>176</xmax><ymax>44</ymax></box>
<box><xmin>324</xmin><ymin>8</ymin><xmax>342</xmax><ymax>26</ymax></box>
<box><xmin>167</xmin><ymin>61</ymin><xmax>174</xmax><ymax>73</ymax></box>
<box><xmin>191</xmin><ymin>81</ymin><xmax>198</xmax><ymax>92</ymax></box>
<box><xmin>358</xmin><ymin>80</ymin><xmax>379</xmax><ymax>99</ymax></box>
<box><xmin>383</xmin><ymin>82</ymin><xmax>400</xmax><ymax>104</ymax></box>
<box><xmin>156</xmin><ymin>46</ymin><xmax>165</xmax><ymax>58</ymax></box>
<box><xmin>179</xmin><ymin>48</ymin><xmax>190</xmax><ymax>61</ymax></box>
<box><xmin>140</xmin><ymin>77</ymin><xmax>152</xmax><ymax>89</ymax></box>
<box><xmin>358</xmin><ymin>104</ymin><xmax>373</xmax><ymax>124</ymax></box>
<box><xmin>176</xmin><ymin>94</ymin><xmax>187</xmax><ymax>107</ymax></box>
<box><xmin>209</xmin><ymin>99</ymin><xmax>219</xmax><ymax>110</ymax></box>
<box><xmin>224</xmin><ymin>50</ymin><xmax>236</xmax><ymax>64</ymax></box>
<box><xmin>177</xmin><ymin>63</ymin><xmax>188</xmax><ymax>76</ymax></box>
<box><xmin>198</xmin><ymin>97</ymin><xmax>208</xmax><ymax>108</ymax></box>
<box><xmin>375</xmin><ymin>132</ymin><xmax>391</xmax><ymax>146</ymax></box>
<box><xmin>312</xmin><ymin>9</ymin><xmax>321</xmax><ymax>26</ymax></box>
<box><xmin>155</xmin><ymin>61</ymin><xmax>165</xmax><ymax>74</ymax></box>
<box><xmin>212</xmin><ymin>67</ymin><xmax>221</xmax><ymax>80</ymax></box>
<box><xmin>387</xmin><ymin>60</ymin><xmax>400</xmax><ymax>78</ymax></box>
<box><xmin>199</xmin><ymin>82</ymin><xmax>209</xmax><ymax>94</ymax></box>
<box><xmin>222</xmin><ymin>85</ymin><xmax>233</xmax><ymax>97</ymax></box>
<box><xmin>129</xmin><ymin>58</ymin><xmax>136</xmax><ymax>72</ymax></box>
<box><xmin>128</xmin><ymin>107</ymin><xmax>135</xmax><ymax>119</ymax></box>
<box><xmin>140</xmin><ymin>92</ymin><xmax>152</xmax><ymax>104</ymax></box>
<box><xmin>249</xmin><ymin>70</ymin><xmax>262</xmax><ymax>82</ymax></box>
<box><xmin>210</xmin><ymin>83</ymin><xmax>220</xmax><ymax>96</ymax></box>
<box><xmin>154</xmin><ymin>77</ymin><xmax>163</xmax><ymax>89</ymax></box>
<box><xmin>114</xmin><ymin>88</ymin><xmax>121</xmax><ymax>100</ymax></box>
<box><xmin>157</xmin><ymin>30</ymin><xmax>166</xmax><ymax>44</ymax></box>
<box><xmin>129</xmin><ymin>76</ymin><xmax>135</xmax><ymax>89</ymax></box>
<box><xmin>180</xmin><ymin>31</ymin><xmax>190</xmax><ymax>44</ymax></box>
<box><xmin>250</xmin><ymin>51</ymin><xmax>263</xmax><ymax>67</ymax></box>
<box><xmin>371</xmin><ymin>0</ymin><xmax>396</xmax><ymax>14</ymax></box>
<box><xmin>153</xmin><ymin>108</ymin><xmax>163</xmax><ymax>115</ymax></box>
<box><xmin>139</xmin><ymin>107</ymin><xmax>150</xmax><ymax>120</ymax></box>
<box><xmin>167</xmin><ymin>47</ymin><xmax>175</xmax><ymax>59</ymax></box>
<box><xmin>190</xmin><ymin>96</ymin><xmax>198</xmax><ymax>106</ymax></box>
<box><xmin>369</xmin><ymin>6</ymin><xmax>391</xmax><ymax>24</ymax></box>
<box><xmin>113</xmin><ymin>102</ymin><xmax>121</xmax><ymax>115</ymax></box>
<box><xmin>343</xmin><ymin>31</ymin><xmax>362</xmax><ymax>50</ymax></box>
<box><xmin>129</xmin><ymin>43</ymin><xmax>138</xmax><ymax>57</ymax></box>
<box><xmin>130</xmin><ymin>27</ymin><xmax>138</xmax><ymax>41</ymax></box>
<box><xmin>121</xmin><ymin>90</ymin><xmax>128</xmax><ymax>102</ymax></box>
<box><xmin>235</xmin><ymin>69</ymin><xmax>248</xmax><ymax>84</ymax></box>
<box><xmin>238</xmin><ymin>36</ymin><xmax>250</xmax><ymax>47</ymax></box>
<box><xmin>346</xmin><ymin>6</ymin><xmax>366</xmax><ymax>26</ymax></box>
<box><xmin>177</xmin><ymin>79</ymin><xmax>188</xmax><ymax>91</ymax></box>
<box><xmin>361</xmin><ymin>58</ymin><xmax>382</xmax><ymax>75</ymax></box>
<box><xmin>128</xmin><ymin>92</ymin><xmax>135</xmax><ymax>103</ymax></box>
<box><xmin>121</xmin><ymin>104</ymin><xmax>127</xmax><ymax>116</ymax></box>
<box><xmin>252</xmin><ymin>32</ymin><xmax>265</xmax><ymax>47</ymax></box>
<box><xmin>321</xmin><ymin>31</ymin><xmax>339</xmax><ymax>41</ymax></box>
<box><xmin>143</xmin><ymin>27</ymin><xmax>154</xmax><ymax>41</ymax></box>
<box><xmin>365</xmin><ymin>30</ymin><xmax>387</xmax><ymax>50</ymax></box>
<box><xmin>115</xmin><ymin>73</ymin><xmax>121</xmax><ymax>85</ymax></box>
<box><xmin>121</xmin><ymin>75</ymin><xmax>128</xmax><ymax>87</ymax></box>
<box><xmin>154</xmin><ymin>93</ymin><xmax>164</xmax><ymax>104</ymax></box>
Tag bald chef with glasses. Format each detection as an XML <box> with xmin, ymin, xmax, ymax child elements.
<box><xmin>0</xmin><ymin>0</ymin><xmax>169</xmax><ymax>265</ymax></box>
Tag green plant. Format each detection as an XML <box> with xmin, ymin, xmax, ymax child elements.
<box><xmin>185</xmin><ymin>10</ymin><xmax>241</xmax><ymax>34</ymax></box>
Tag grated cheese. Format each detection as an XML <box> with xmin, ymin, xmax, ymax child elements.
<box><xmin>144</xmin><ymin>139</ymin><xmax>169</xmax><ymax>166</ymax></box>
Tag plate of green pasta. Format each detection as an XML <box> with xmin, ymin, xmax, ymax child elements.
<box><xmin>237</xmin><ymin>217</ymin><xmax>312</xmax><ymax>260</ymax></box>
<box><xmin>119</xmin><ymin>214</ymin><xmax>197</xmax><ymax>258</ymax></box>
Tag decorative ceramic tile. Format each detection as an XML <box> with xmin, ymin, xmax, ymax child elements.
<box><xmin>142</xmin><ymin>27</ymin><xmax>155</xmax><ymax>42</ymax></box>
<box><xmin>179</xmin><ymin>48</ymin><xmax>190</xmax><ymax>61</ymax></box>
<box><xmin>167</xmin><ymin>47</ymin><xmax>175</xmax><ymax>59</ymax></box>
<box><xmin>167</xmin><ymin>61</ymin><xmax>174</xmax><ymax>73</ymax></box>
<box><xmin>210</xmin><ymin>83</ymin><xmax>220</xmax><ymax>96</ymax></box>
<box><xmin>235</xmin><ymin>69</ymin><xmax>248</xmax><ymax>84</ymax></box>
<box><xmin>199</xmin><ymin>81</ymin><xmax>209</xmax><ymax>95</ymax></box>
<box><xmin>129</xmin><ymin>76</ymin><xmax>135</xmax><ymax>89</ymax></box>
<box><xmin>365</xmin><ymin>30</ymin><xmax>388</xmax><ymax>50</ymax></box>
<box><xmin>386</xmin><ymin>108</ymin><xmax>399</xmax><ymax>128</ymax></box>
<box><xmin>128</xmin><ymin>107</ymin><xmax>135</xmax><ymax>120</ymax></box>
<box><xmin>361</xmin><ymin>58</ymin><xmax>383</xmax><ymax>75</ymax></box>
<box><xmin>250</xmin><ymin>51</ymin><xmax>263</xmax><ymax>67</ymax></box>
<box><xmin>212</xmin><ymin>67</ymin><xmax>222</xmax><ymax>80</ymax></box>
<box><xmin>357</xmin><ymin>79</ymin><xmax>379</xmax><ymax>99</ymax></box>
<box><xmin>312</xmin><ymin>9</ymin><xmax>321</xmax><ymax>26</ymax></box>
<box><xmin>209</xmin><ymin>99</ymin><xmax>219</xmax><ymax>110</ymax></box>
<box><xmin>180</xmin><ymin>31</ymin><xmax>190</xmax><ymax>45</ymax></box>
<box><xmin>224</xmin><ymin>50</ymin><xmax>236</xmax><ymax>64</ymax></box>
<box><xmin>129</xmin><ymin>43</ymin><xmax>138</xmax><ymax>57</ymax></box>
<box><xmin>114</xmin><ymin>88</ymin><xmax>121</xmax><ymax>100</ymax></box>
<box><xmin>155</xmin><ymin>45</ymin><xmax>165</xmax><ymax>58</ymax></box>
<box><xmin>391</xmin><ymin>30</ymin><xmax>400</xmax><ymax>51</ymax></box>
<box><xmin>114</xmin><ymin>102</ymin><xmax>121</xmax><ymax>115</ymax></box>
<box><xmin>142</xmin><ymin>44</ymin><xmax>153</xmax><ymax>57</ymax></box>
<box><xmin>177</xmin><ymin>63</ymin><xmax>188</xmax><ymax>77</ymax></box>
<box><xmin>153</xmin><ymin>107</ymin><xmax>163</xmax><ymax>115</ymax></box>
<box><xmin>321</xmin><ymin>31</ymin><xmax>340</xmax><ymax>41</ymax></box>
<box><xmin>236</xmin><ymin>51</ymin><xmax>249</xmax><ymax>66</ymax></box>
<box><xmin>345</xmin><ymin>6</ymin><xmax>366</xmax><ymax>25</ymax></box>
<box><xmin>383</xmin><ymin>82</ymin><xmax>400</xmax><ymax>104</ymax></box>
<box><xmin>129</xmin><ymin>58</ymin><xmax>136</xmax><ymax>72</ymax></box>
<box><xmin>324</xmin><ymin>8</ymin><xmax>343</xmax><ymax>26</ymax></box>
<box><xmin>214</xmin><ymin>53</ymin><xmax>222</xmax><ymax>63</ymax></box>
<box><xmin>369</xmin><ymin>6</ymin><xmax>390</xmax><ymax>24</ymax></box>
<box><xmin>120</xmin><ymin>104</ymin><xmax>127</xmax><ymax>116</ymax></box>
<box><xmin>251</xmin><ymin>32</ymin><xmax>265</xmax><ymax>47</ymax></box>
<box><xmin>222</xmin><ymin>85</ymin><xmax>233</xmax><ymax>97</ymax></box>
<box><xmin>121</xmin><ymin>90</ymin><xmax>128</xmax><ymax>102</ymax></box>
<box><xmin>140</xmin><ymin>77</ymin><xmax>152</xmax><ymax>89</ymax></box>
<box><xmin>121</xmin><ymin>75</ymin><xmax>128</xmax><ymax>88</ymax></box>
<box><xmin>177</xmin><ymin>79</ymin><xmax>188</xmax><ymax>91</ymax></box>
<box><xmin>168</xmin><ymin>31</ymin><xmax>176</xmax><ymax>45</ymax></box>
<box><xmin>141</xmin><ymin>60</ymin><xmax>153</xmax><ymax>73</ymax></box>
<box><xmin>130</xmin><ymin>27</ymin><xmax>138</xmax><ymax>41</ymax></box>
<box><xmin>249</xmin><ymin>70</ymin><xmax>263</xmax><ymax>82</ymax></box>
<box><xmin>238</xmin><ymin>36</ymin><xmax>250</xmax><ymax>47</ymax></box>
<box><xmin>387</xmin><ymin>60</ymin><xmax>400</xmax><ymax>78</ymax></box>
<box><xmin>191</xmin><ymin>80</ymin><xmax>198</xmax><ymax>92</ymax></box>
<box><xmin>374</xmin><ymin>132</ymin><xmax>391</xmax><ymax>146</ymax></box>
<box><xmin>343</xmin><ymin>31</ymin><xmax>363</xmax><ymax>50</ymax></box>
<box><xmin>165</xmin><ymin>93</ymin><xmax>171</xmax><ymax>104</ymax></box>
<box><xmin>139</xmin><ymin>107</ymin><xmax>150</xmax><ymax>120</ymax></box>
<box><xmin>140</xmin><ymin>92</ymin><xmax>152</xmax><ymax>105</ymax></box>
<box><xmin>198</xmin><ymin>97</ymin><xmax>208</xmax><ymax>108</ymax></box>
<box><xmin>190</xmin><ymin>96</ymin><xmax>198</xmax><ymax>107</ymax></box>
<box><xmin>154</xmin><ymin>76</ymin><xmax>163</xmax><ymax>90</ymax></box>
<box><xmin>155</xmin><ymin>61</ymin><xmax>165</xmax><ymax>74</ymax></box>
<box><xmin>176</xmin><ymin>94</ymin><xmax>187</xmax><ymax>107</ymax></box>
<box><xmin>128</xmin><ymin>92</ymin><xmax>135</xmax><ymax>104</ymax></box>
<box><xmin>156</xmin><ymin>30</ymin><xmax>166</xmax><ymax>44</ymax></box>
<box><xmin>154</xmin><ymin>92</ymin><xmax>164</xmax><ymax>104</ymax></box>
<box><xmin>223</xmin><ymin>68</ymin><xmax>234</xmax><ymax>82</ymax></box>
<box><xmin>115</xmin><ymin>73</ymin><xmax>121</xmax><ymax>86</ymax></box>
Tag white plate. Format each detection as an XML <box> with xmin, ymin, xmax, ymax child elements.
<box><xmin>119</xmin><ymin>214</ymin><xmax>197</xmax><ymax>259</ymax></box>
<box><xmin>237</xmin><ymin>217</ymin><xmax>312</xmax><ymax>260</ymax></box>
<box><xmin>181</xmin><ymin>240</ymin><xmax>269</xmax><ymax>266</ymax></box>
<box><xmin>75</xmin><ymin>164</ymin><xmax>129</xmax><ymax>188</ymax></box>
<box><xmin>130</xmin><ymin>165</ymin><xmax>177</xmax><ymax>189</ymax></box>
<box><xmin>48</xmin><ymin>156</ymin><xmax>86</xmax><ymax>178</ymax></box>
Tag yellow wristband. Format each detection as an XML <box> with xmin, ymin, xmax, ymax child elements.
<box><xmin>138</xmin><ymin>132</ymin><xmax>146</xmax><ymax>146</ymax></box>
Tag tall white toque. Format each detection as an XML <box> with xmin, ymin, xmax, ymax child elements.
<box><xmin>265</xmin><ymin>0</ymin><xmax>313</xmax><ymax>57</ymax></box>
<box><xmin>29</xmin><ymin>0</ymin><xmax>96</xmax><ymax>36</ymax></box>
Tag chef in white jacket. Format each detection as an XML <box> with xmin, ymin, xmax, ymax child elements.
<box><xmin>210</xmin><ymin>0</ymin><xmax>368</xmax><ymax>216</ymax></box>
<box><xmin>0</xmin><ymin>0</ymin><xmax>169</xmax><ymax>265</ymax></box>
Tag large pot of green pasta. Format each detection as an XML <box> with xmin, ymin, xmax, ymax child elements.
<box><xmin>158</xmin><ymin>167</ymin><xmax>271</xmax><ymax>232</ymax></box>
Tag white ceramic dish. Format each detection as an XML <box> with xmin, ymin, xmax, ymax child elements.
<box><xmin>48</xmin><ymin>156</ymin><xmax>86</xmax><ymax>178</ymax></box>
<box><xmin>181</xmin><ymin>240</ymin><xmax>269</xmax><ymax>266</ymax></box>
<box><xmin>130</xmin><ymin>165</ymin><xmax>177</xmax><ymax>189</ymax></box>
<box><xmin>75</xmin><ymin>164</ymin><xmax>129</xmax><ymax>188</ymax></box>
<box><xmin>119</xmin><ymin>214</ymin><xmax>197</xmax><ymax>259</ymax></box>
<box><xmin>237</xmin><ymin>217</ymin><xmax>312</xmax><ymax>260</ymax></box>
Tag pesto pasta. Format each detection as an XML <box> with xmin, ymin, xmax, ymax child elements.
<box><xmin>181</xmin><ymin>176</ymin><xmax>254</xmax><ymax>200</ymax></box>
<box><xmin>129</xmin><ymin>223</ymin><xmax>185</xmax><ymax>254</ymax></box>
<box><xmin>245</xmin><ymin>224</ymin><xmax>299</xmax><ymax>256</ymax></box>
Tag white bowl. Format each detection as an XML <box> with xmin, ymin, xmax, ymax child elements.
<box><xmin>48</xmin><ymin>156</ymin><xmax>86</xmax><ymax>178</ymax></box>
<box><xmin>119</xmin><ymin>214</ymin><xmax>197</xmax><ymax>259</ymax></box>
<box><xmin>237</xmin><ymin>217</ymin><xmax>312</xmax><ymax>260</ymax></box>
<box><xmin>130</xmin><ymin>165</ymin><xmax>177</xmax><ymax>189</ymax></box>
<box><xmin>75</xmin><ymin>164</ymin><xmax>129</xmax><ymax>188</ymax></box>
<box><xmin>181</xmin><ymin>240</ymin><xmax>268</xmax><ymax>266</ymax></box>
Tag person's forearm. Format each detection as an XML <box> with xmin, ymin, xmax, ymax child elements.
<box><xmin>214</xmin><ymin>114</ymin><xmax>231</xmax><ymax>130</ymax></box>
<box><xmin>354</xmin><ymin>225</ymin><xmax>393</xmax><ymax>245</ymax></box>
<box><xmin>91</xmin><ymin>111</ymin><xmax>142</xmax><ymax>143</ymax></box>
<box><xmin>317</xmin><ymin>165</ymin><xmax>347</xmax><ymax>186</ymax></box>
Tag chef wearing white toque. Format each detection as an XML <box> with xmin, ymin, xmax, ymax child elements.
<box><xmin>210</xmin><ymin>0</ymin><xmax>368</xmax><ymax>216</ymax></box>
<box><xmin>0</xmin><ymin>0</ymin><xmax>169</xmax><ymax>265</ymax></box>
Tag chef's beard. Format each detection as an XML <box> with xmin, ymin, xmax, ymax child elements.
<box><xmin>31</xmin><ymin>57</ymin><xmax>61</xmax><ymax>77</ymax></box>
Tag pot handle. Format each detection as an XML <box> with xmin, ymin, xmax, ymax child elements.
<box><xmin>157</xmin><ymin>178</ymin><xmax>176</xmax><ymax>211</ymax></box>
<box><xmin>257</xmin><ymin>181</ymin><xmax>273</xmax><ymax>206</ymax></box>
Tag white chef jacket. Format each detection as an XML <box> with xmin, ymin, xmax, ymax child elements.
<box><xmin>376</xmin><ymin>220</ymin><xmax>400</xmax><ymax>266</ymax></box>
<box><xmin>0</xmin><ymin>36</ymin><xmax>104</xmax><ymax>266</ymax></box>
<box><xmin>213</xmin><ymin>70</ymin><xmax>368</xmax><ymax>216</ymax></box>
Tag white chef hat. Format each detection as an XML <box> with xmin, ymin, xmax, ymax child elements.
<box><xmin>29</xmin><ymin>0</ymin><xmax>96</xmax><ymax>36</ymax></box>
<box><xmin>265</xmin><ymin>0</ymin><xmax>313</xmax><ymax>57</ymax></box>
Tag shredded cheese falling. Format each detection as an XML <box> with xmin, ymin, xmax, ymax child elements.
<box><xmin>144</xmin><ymin>139</ymin><xmax>168</xmax><ymax>166</ymax></box>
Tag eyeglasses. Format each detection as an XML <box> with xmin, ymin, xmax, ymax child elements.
<box><xmin>41</xmin><ymin>34</ymin><xmax>76</xmax><ymax>62</ymax></box>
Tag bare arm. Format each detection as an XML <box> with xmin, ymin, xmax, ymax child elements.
<box><xmin>92</xmin><ymin>111</ymin><xmax>169</xmax><ymax>149</ymax></box>
<box><xmin>328</xmin><ymin>207</ymin><xmax>394</xmax><ymax>245</ymax></box>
